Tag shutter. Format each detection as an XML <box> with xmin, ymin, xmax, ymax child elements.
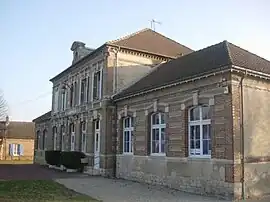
<box><xmin>20</xmin><ymin>144</ymin><xmax>24</xmax><ymax>156</ymax></box>
<box><xmin>9</xmin><ymin>144</ymin><xmax>13</xmax><ymax>156</ymax></box>
<box><xmin>147</xmin><ymin>114</ymin><xmax>152</xmax><ymax>155</ymax></box>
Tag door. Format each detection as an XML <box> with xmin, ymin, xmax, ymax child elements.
<box><xmin>94</xmin><ymin>120</ymin><xmax>100</xmax><ymax>169</ymax></box>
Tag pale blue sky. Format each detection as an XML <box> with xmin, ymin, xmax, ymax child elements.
<box><xmin>0</xmin><ymin>0</ymin><xmax>269</xmax><ymax>121</ymax></box>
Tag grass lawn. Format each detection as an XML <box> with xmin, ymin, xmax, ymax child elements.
<box><xmin>0</xmin><ymin>180</ymin><xmax>100</xmax><ymax>202</ymax></box>
<box><xmin>0</xmin><ymin>160</ymin><xmax>33</xmax><ymax>164</ymax></box>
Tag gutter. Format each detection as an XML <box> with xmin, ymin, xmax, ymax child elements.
<box><xmin>240</xmin><ymin>70</ymin><xmax>247</xmax><ymax>200</ymax></box>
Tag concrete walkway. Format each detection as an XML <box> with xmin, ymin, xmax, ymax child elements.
<box><xmin>55</xmin><ymin>176</ymin><xmax>231</xmax><ymax>202</ymax></box>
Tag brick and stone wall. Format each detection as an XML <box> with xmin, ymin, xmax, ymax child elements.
<box><xmin>115</xmin><ymin>73</ymin><xmax>235</xmax><ymax>199</ymax></box>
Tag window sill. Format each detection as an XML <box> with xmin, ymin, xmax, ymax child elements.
<box><xmin>123</xmin><ymin>153</ymin><xmax>133</xmax><ymax>156</ymax></box>
<box><xmin>187</xmin><ymin>156</ymin><xmax>211</xmax><ymax>161</ymax></box>
<box><xmin>150</xmin><ymin>153</ymin><xmax>166</xmax><ymax>157</ymax></box>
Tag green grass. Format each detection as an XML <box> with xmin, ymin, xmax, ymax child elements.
<box><xmin>0</xmin><ymin>160</ymin><xmax>33</xmax><ymax>164</ymax></box>
<box><xmin>0</xmin><ymin>180</ymin><xmax>99</xmax><ymax>202</ymax></box>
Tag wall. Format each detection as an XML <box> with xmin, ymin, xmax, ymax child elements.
<box><xmin>115</xmin><ymin>73</ymin><xmax>235</xmax><ymax>199</ymax></box>
<box><xmin>4</xmin><ymin>138</ymin><xmax>34</xmax><ymax>160</ymax></box>
<box><xmin>236</xmin><ymin>74</ymin><xmax>270</xmax><ymax>199</ymax></box>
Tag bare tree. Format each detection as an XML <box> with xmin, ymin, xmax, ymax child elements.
<box><xmin>0</xmin><ymin>90</ymin><xmax>8</xmax><ymax>121</ymax></box>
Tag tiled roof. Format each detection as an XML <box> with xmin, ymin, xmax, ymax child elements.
<box><xmin>0</xmin><ymin>121</ymin><xmax>35</xmax><ymax>139</ymax></box>
<box><xmin>108</xmin><ymin>28</ymin><xmax>193</xmax><ymax>57</ymax></box>
<box><xmin>32</xmin><ymin>111</ymin><xmax>51</xmax><ymax>123</ymax></box>
<box><xmin>113</xmin><ymin>40</ymin><xmax>270</xmax><ymax>100</ymax></box>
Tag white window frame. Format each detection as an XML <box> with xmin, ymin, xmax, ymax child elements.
<box><xmin>151</xmin><ymin>113</ymin><xmax>166</xmax><ymax>156</ymax></box>
<box><xmin>188</xmin><ymin>105</ymin><xmax>211</xmax><ymax>158</ymax></box>
<box><xmin>123</xmin><ymin>117</ymin><xmax>134</xmax><ymax>154</ymax></box>
<box><xmin>81</xmin><ymin>121</ymin><xmax>87</xmax><ymax>153</ymax></box>
<box><xmin>70</xmin><ymin>123</ymin><xmax>75</xmax><ymax>151</ymax></box>
<box><xmin>53</xmin><ymin>127</ymin><xmax>57</xmax><ymax>150</ymax></box>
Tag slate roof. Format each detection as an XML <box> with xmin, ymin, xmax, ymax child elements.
<box><xmin>32</xmin><ymin>111</ymin><xmax>51</xmax><ymax>123</ymax></box>
<box><xmin>0</xmin><ymin>121</ymin><xmax>35</xmax><ymax>139</ymax></box>
<box><xmin>107</xmin><ymin>28</ymin><xmax>193</xmax><ymax>57</ymax></box>
<box><xmin>113</xmin><ymin>40</ymin><xmax>270</xmax><ymax>100</ymax></box>
<box><xmin>50</xmin><ymin>28</ymin><xmax>193</xmax><ymax>82</ymax></box>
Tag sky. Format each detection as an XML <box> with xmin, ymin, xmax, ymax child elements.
<box><xmin>0</xmin><ymin>0</ymin><xmax>269</xmax><ymax>121</ymax></box>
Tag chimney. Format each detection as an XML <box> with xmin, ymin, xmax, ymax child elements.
<box><xmin>70</xmin><ymin>41</ymin><xmax>95</xmax><ymax>64</ymax></box>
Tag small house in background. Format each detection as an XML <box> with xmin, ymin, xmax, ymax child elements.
<box><xmin>0</xmin><ymin>120</ymin><xmax>35</xmax><ymax>160</ymax></box>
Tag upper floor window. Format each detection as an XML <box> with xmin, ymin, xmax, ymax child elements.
<box><xmin>53</xmin><ymin>126</ymin><xmax>57</xmax><ymax>150</ymax></box>
<box><xmin>54</xmin><ymin>88</ymin><xmax>59</xmax><ymax>112</ymax></box>
<box><xmin>123</xmin><ymin>117</ymin><xmax>134</xmax><ymax>154</ymax></box>
<box><xmin>61</xmin><ymin>89</ymin><xmax>67</xmax><ymax>111</ymax></box>
<box><xmin>70</xmin><ymin>84</ymin><xmax>74</xmax><ymax>107</ymax></box>
<box><xmin>188</xmin><ymin>105</ymin><xmax>211</xmax><ymax>158</ymax></box>
<box><xmin>151</xmin><ymin>113</ymin><xmax>166</xmax><ymax>155</ymax></box>
<box><xmin>80</xmin><ymin>78</ymin><xmax>87</xmax><ymax>104</ymax></box>
<box><xmin>93</xmin><ymin>62</ymin><xmax>103</xmax><ymax>101</ymax></box>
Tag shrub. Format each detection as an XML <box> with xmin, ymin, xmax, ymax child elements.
<box><xmin>60</xmin><ymin>151</ymin><xmax>88</xmax><ymax>171</ymax></box>
<box><xmin>45</xmin><ymin>150</ymin><xmax>61</xmax><ymax>166</ymax></box>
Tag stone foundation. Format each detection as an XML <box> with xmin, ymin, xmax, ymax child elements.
<box><xmin>116</xmin><ymin>155</ymin><xmax>234</xmax><ymax>200</ymax></box>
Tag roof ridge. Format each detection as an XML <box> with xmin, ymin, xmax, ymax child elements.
<box><xmin>106</xmin><ymin>28</ymin><xmax>151</xmax><ymax>44</ymax></box>
<box><xmin>223</xmin><ymin>40</ymin><xmax>233</xmax><ymax>64</ymax></box>
<box><xmin>227</xmin><ymin>41</ymin><xmax>270</xmax><ymax>64</ymax></box>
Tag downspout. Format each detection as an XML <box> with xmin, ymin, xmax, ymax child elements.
<box><xmin>240</xmin><ymin>70</ymin><xmax>247</xmax><ymax>200</ymax></box>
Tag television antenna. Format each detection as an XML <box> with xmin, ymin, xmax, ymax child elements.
<box><xmin>150</xmin><ymin>19</ymin><xmax>162</xmax><ymax>31</ymax></box>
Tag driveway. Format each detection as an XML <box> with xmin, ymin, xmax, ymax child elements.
<box><xmin>55</xmin><ymin>176</ymin><xmax>231</xmax><ymax>202</ymax></box>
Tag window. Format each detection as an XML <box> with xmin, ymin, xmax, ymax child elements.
<box><xmin>151</xmin><ymin>113</ymin><xmax>166</xmax><ymax>155</ymax></box>
<box><xmin>60</xmin><ymin>125</ymin><xmax>65</xmax><ymax>151</ymax></box>
<box><xmin>54</xmin><ymin>88</ymin><xmax>59</xmax><ymax>112</ymax></box>
<box><xmin>123</xmin><ymin>117</ymin><xmax>134</xmax><ymax>154</ymax></box>
<box><xmin>42</xmin><ymin>130</ymin><xmax>47</xmax><ymax>150</ymax></box>
<box><xmin>80</xmin><ymin>122</ymin><xmax>87</xmax><ymax>152</ymax></box>
<box><xmin>35</xmin><ymin>131</ymin><xmax>40</xmax><ymax>150</ymax></box>
<box><xmin>61</xmin><ymin>89</ymin><xmax>67</xmax><ymax>111</ymax></box>
<box><xmin>189</xmin><ymin>105</ymin><xmax>211</xmax><ymax>157</ymax></box>
<box><xmin>80</xmin><ymin>78</ymin><xmax>86</xmax><ymax>104</ymax></box>
<box><xmin>92</xmin><ymin>62</ymin><xmax>103</xmax><ymax>100</ymax></box>
<box><xmin>70</xmin><ymin>84</ymin><xmax>74</xmax><ymax>107</ymax></box>
<box><xmin>74</xmin><ymin>81</ymin><xmax>78</xmax><ymax>105</ymax></box>
<box><xmin>9</xmin><ymin>144</ymin><xmax>24</xmax><ymax>156</ymax></box>
<box><xmin>53</xmin><ymin>126</ymin><xmax>57</xmax><ymax>150</ymax></box>
<box><xmin>70</xmin><ymin>123</ymin><xmax>75</xmax><ymax>151</ymax></box>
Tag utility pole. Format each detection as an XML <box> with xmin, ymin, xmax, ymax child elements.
<box><xmin>150</xmin><ymin>19</ymin><xmax>162</xmax><ymax>31</ymax></box>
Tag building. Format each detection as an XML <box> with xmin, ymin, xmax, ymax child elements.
<box><xmin>0</xmin><ymin>117</ymin><xmax>35</xmax><ymax>160</ymax></box>
<box><xmin>33</xmin><ymin>29</ymin><xmax>270</xmax><ymax>200</ymax></box>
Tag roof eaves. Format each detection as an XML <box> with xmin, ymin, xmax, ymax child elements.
<box><xmin>113</xmin><ymin>65</ymin><xmax>232</xmax><ymax>102</ymax></box>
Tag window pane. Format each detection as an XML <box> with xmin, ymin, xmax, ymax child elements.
<box><xmin>152</xmin><ymin>128</ymin><xmax>159</xmax><ymax>153</ymax></box>
<box><xmin>202</xmin><ymin>106</ymin><xmax>210</xmax><ymax>120</ymax></box>
<box><xmin>190</xmin><ymin>140</ymin><xmax>195</xmax><ymax>149</ymax></box>
<box><xmin>130</xmin><ymin>131</ymin><xmax>133</xmax><ymax>152</ymax></box>
<box><xmin>190</xmin><ymin>125</ymin><xmax>200</xmax><ymax>140</ymax></box>
<box><xmin>130</xmin><ymin>117</ymin><xmax>134</xmax><ymax>127</ymax></box>
<box><xmin>203</xmin><ymin>140</ymin><xmax>211</xmax><ymax>155</ymax></box>
<box><xmin>161</xmin><ymin>128</ymin><xmax>165</xmax><ymax>153</ymax></box>
<box><xmin>96</xmin><ymin>120</ymin><xmax>99</xmax><ymax>129</ymax></box>
<box><xmin>190</xmin><ymin>107</ymin><xmax>200</xmax><ymax>121</ymax></box>
<box><xmin>195</xmin><ymin>140</ymin><xmax>200</xmax><ymax>149</ymax></box>
<box><xmin>203</xmin><ymin>124</ymin><xmax>211</xmax><ymax>139</ymax></box>
<box><xmin>152</xmin><ymin>114</ymin><xmax>159</xmax><ymax>125</ymax></box>
<box><xmin>160</xmin><ymin>113</ymin><xmax>165</xmax><ymax>124</ymax></box>
<box><xmin>125</xmin><ymin>131</ymin><xmax>129</xmax><ymax>141</ymax></box>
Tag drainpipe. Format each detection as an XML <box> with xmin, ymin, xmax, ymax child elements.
<box><xmin>240</xmin><ymin>70</ymin><xmax>247</xmax><ymax>200</ymax></box>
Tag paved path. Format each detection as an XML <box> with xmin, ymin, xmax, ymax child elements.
<box><xmin>55</xmin><ymin>176</ymin><xmax>231</xmax><ymax>202</ymax></box>
<box><xmin>0</xmin><ymin>164</ymin><xmax>86</xmax><ymax>180</ymax></box>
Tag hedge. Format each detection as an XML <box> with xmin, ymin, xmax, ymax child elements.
<box><xmin>45</xmin><ymin>150</ymin><xmax>61</xmax><ymax>166</ymax></box>
<box><xmin>45</xmin><ymin>150</ymin><xmax>88</xmax><ymax>171</ymax></box>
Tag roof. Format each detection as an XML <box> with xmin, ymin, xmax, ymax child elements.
<box><xmin>32</xmin><ymin>111</ymin><xmax>51</xmax><ymax>123</ymax></box>
<box><xmin>113</xmin><ymin>40</ymin><xmax>270</xmax><ymax>100</ymax></box>
<box><xmin>50</xmin><ymin>28</ymin><xmax>193</xmax><ymax>82</ymax></box>
<box><xmin>0</xmin><ymin>121</ymin><xmax>35</xmax><ymax>139</ymax></box>
<box><xmin>107</xmin><ymin>28</ymin><xmax>193</xmax><ymax>57</ymax></box>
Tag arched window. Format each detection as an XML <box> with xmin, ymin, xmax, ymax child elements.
<box><xmin>70</xmin><ymin>123</ymin><xmax>75</xmax><ymax>151</ymax></box>
<box><xmin>42</xmin><ymin>129</ymin><xmax>47</xmax><ymax>150</ymax></box>
<box><xmin>123</xmin><ymin>116</ymin><xmax>134</xmax><ymax>154</ymax></box>
<box><xmin>188</xmin><ymin>105</ymin><xmax>211</xmax><ymax>157</ymax></box>
<box><xmin>151</xmin><ymin>113</ymin><xmax>166</xmax><ymax>155</ymax></box>
<box><xmin>60</xmin><ymin>125</ymin><xmax>65</xmax><ymax>151</ymax></box>
<box><xmin>80</xmin><ymin>121</ymin><xmax>87</xmax><ymax>152</ymax></box>
<box><xmin>52</xmin><ymin>126</ymin><xmax>57</xmax><ymax>150</ymax></box>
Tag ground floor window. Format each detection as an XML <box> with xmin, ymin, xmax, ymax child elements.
<box><xmin>189</xmin><ymin>105</ymin><xmax>211</xmax><ymax>157</ymax></box>
<box><xmin>123</xmin><ymin>117</ymin><xmax>134</xmax><ymax>154</ymax></box>
<box><xmin>151</xmin><ymin>113</ymin><xmax>166</xmax><ymax>155</ymax></box>
<box><xmin>80</xmin><ymin>121</ymin><xmax>87</xmax><ymax>152</ymax></box>
<box><xmin>9</xmin><ymin>144</ymin><xmax>24</xmax><ymax>156</ymax></box>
